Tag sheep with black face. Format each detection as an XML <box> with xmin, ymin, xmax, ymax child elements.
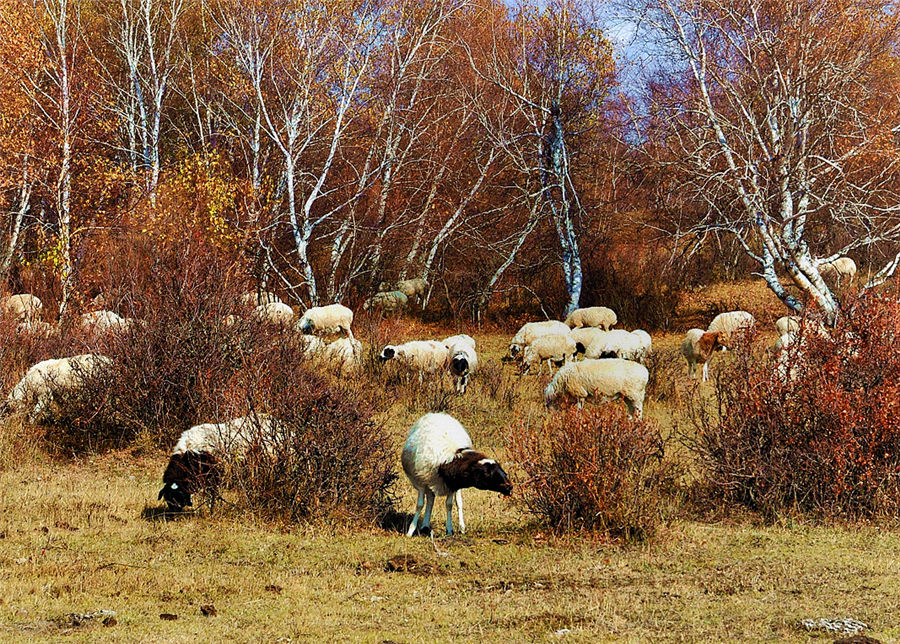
<box><xmin>402</xmin><ymin>412</ymin><xmax>512</xmax><ymax>536</ymax></box>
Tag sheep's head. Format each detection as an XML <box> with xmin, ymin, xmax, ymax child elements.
<box><xmin>450</xmin><ymin>353</ymin><xmax>469</xmax><ymax>375</ymax></box>
<box><xmin>506</xmin><ymin>343</ymin><xmax>523</xmax><ymax>360</ymax></box>
<box><xmin>298</xmin><ymin>317</ymin><xmax>314</xmax><ymax>334</ymax></box>
<box><xmin>439</xmin><ymin>451</ymin><xmax>513</xmax><ymax>496</ymax></box>
<box><xmin>158</xmin><ymin>481</ymin><xmax>191</xmax><ymax>512</ymax></box>
<box><xmin>469</xmin><ymin>457</ymin><xmax>513</xmax><ymax>496</ymax></box>
<box><xmin>378</xmin><ymin>346</ymin><xmax>396</xmax><ymax>362</ymax></box>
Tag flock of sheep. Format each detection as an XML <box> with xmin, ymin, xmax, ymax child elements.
<box><xmin>0</xmin><ymin>286</ymin><xmax>813</xmax><ymax>536</ymax></box>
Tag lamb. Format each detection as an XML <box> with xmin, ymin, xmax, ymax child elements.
<box><xmin>584</xmin><ymin>329</ymin><xmax>646</xmax><ymax>362</ymax></box>
<box><xmin>544</xmin><ymin>358</ymin><xmax>649</xmax><ymax>417</ymax></box>
<box><xmin>818</xmin><ymin>257</ymin><xmax>857</xmax><ymax>284</ymax></box>
<box><xmin>775</xmin><ymin>315</ymin><xmax>801</xmax><ymax>337</ymax></box>
<box><xmin>443</xmin><ymin>335</ymin><xmax>478</xmax><ymax>394</ymax></box>
<box><xmin>565</xmin><ymin>306</ymin><xmax>617</xmax><ymax>330</ymax></box>
<box><xmin>681</xmin><ymin>329</ymin><xmax>724</xmax><ymax>382</ymax></box>
<box><xmin>507</xmin><ymin>320</ymin><xmax>571</xmax><ymax>358</ymax></box>
<box><xmin>297</xmin><ymin>303</ymin><xmax>354</xmax><ymax>338</ymax></box>
<box><xmin>5</xmin><ymin>354</ymin><xmax>113</xmax><ymax>423</ymax></box>
<box><xmin>521</xmin><ymin>333</ymin><xmax>577</xmax><ymax>375</ymax></box>
<box><xmin>2</xmin><ymin>294</ymin><xmax>43</xmax><ymax>324</ymax></box>
<box><xmin>402</xmin><ymin>412</ymin><xmax>512</xmax><ymax>537</ymax></box>
<box><xmin>158</xmin><ymin>413</ymin><xmax>278</xmax><ymax>511</ymax></box>
<box><xmin>363</xmin><ymin>290</ymin><xmax>408</xmax><ymax>314</ymax></box>
<box><xmin>378</xmin><ymin>340</ymin><xmax>449</xmax><ymax>382</ymax></box>
<box><xmin>239</xmin><ymin>291</ymin><xmax>281</xmax><ymax>309</ymax></box>
<box><xmin>707</xmin><ymin>310</ymin><xmax>756</xmax><ymax>346</ymax></box>
<box><xmin>251</xmin><ymin>301</ymin><xmax>294</xmax><ymax>326</ymax></box>
<box><xmin>322</xmin><ymin>337</ymin><xmax>363</xmax><ymax>376</ymax></box>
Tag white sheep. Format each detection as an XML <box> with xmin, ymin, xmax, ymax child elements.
<box><xmin>544</xmin><ymin>358</ymin><xmax>649</xmax><ymax>417</ymax></box>
<box><xmin>322</xmin><ymin>337</ymin><xmax>363</xmax><ymax>376</ymax></box>
<box><xmin>570</xmin><ymin>327</ymin><xmax>606</xmax><ymax>356</ymax></box>
<box><xmin>775</xmin><ymin>315</ymin><xmax>801</xmax><ymax>337</ymax></box>
<box><xmin>158</xmin><ymin>413</ymin><xmax>278</xmax><ymax>511</ymax></box>
<box><xmin>16</xmin><ymin>320</ymin><xmax>58</xmax><ymax>339</ymax></box>
<box><xmin>240</xmin><ymin>291</ymin><xmax>281</xmax><ymax>309</ymax></box>
<box><xmin>382</xmin><ymin>278</ymin><xmax>428</xmax><ymax>303</ymax></box>
<box><xmin>521</xmin><ymin>333</ymin><xmax>577</xmax><ymax>375</ymax></box>
<box><xmin>2</xmin><ymin>294</ymin><xmax>43</xmax><ymax>324</ymax></box>
<box><xmin>507</xmin><ymin>320</ymin><xmax>571</xmax><ymax>358</ymax></box>
<box><xmin>402</xmin><ymin>412</ymin><xmax>512</xmax><ymax>537</ymax></box>
<box><xmin>296</xmin><ymin>333</ymin><xmax>327</xmax><ymax>358</ymax></box>
<box><xmin>378</xmin><ymin>340</ymin><xmax>449</xmax><ymax>383</ymax></box>
<box><xmin>5</xmin><ymin>354</ymin><xmax>113</xmax><ymax>423</ymax></box>
<box><xmin>818</xmin><ymin>257</ymin><xmax>857</xmax><ymax>284</ymax></box>
<box><xmin>251</xmin><ymin>302</ymin><xmax>294</xmax><ymax>326</ymax></box>
<box><xmin>363</xmin><ymin>290</ymin><xmax>408</xmax><ymax>314</ymax></box>
<box><xmin>772</xmin><ymin>332</ymin><xmax>797</xmax><ymax>353</ymax></box>
<box><xmin>79</xmin><ymin>310</ymin><xmax>129</xmax><ymax>339</ymax></box>
<box><xmin>565</xmin><ymin>306</ymin><xmax>617</xmax><ymax>330</ymax></box>
<box><xmin>443</xmin><ymin>335</ymin><xmax>478</xmax><ymax>394</ymax></box>
<box><xmin>297</xmin><ymin>303</ymin><xmax>354</xmax><ymax>337</ymax></box>
<box><xmin>584</xmin><ymin>329</ymin><xmax>646</xmax><ymax>362</ymax></box>
<box><xmin>632</xmin><ymin>330</ymin><xmax>653</xmax><ymax>361</ymax></box>
<box><xmin>681</xmin><ymin>329</ymin><xmax>724</xmax><ymax>381</ymax></box>
<box><xmin>707</xmin><ymin>310</ymin><xmax>756</xmax><ymax>347</ymax></box>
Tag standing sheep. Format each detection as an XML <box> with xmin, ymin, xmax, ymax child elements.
<box><xmin>2</xmin><ymin>294</ymin><xmax>43</xmax><ymax>324</ymax></box>
<box><xmin>632</xmin><ymin>330</ymin><xmax>653</xmax><ymax>362</ymax></box>
<box><xmin>584</xmin><ymin>329</ymin><xmax>646</xmax><ymax>362</ymax></box>
<box><xmin>251</xmin><ymin>302</ymin><xmax>294</xmax><ymax>327</ymax></box>
<box><xmin>378</xmin><ymin>340</ymin><xmax>449</xmax><ymax>383</ymax></box>
<box><xmin>402</xmin><ymin>413</ymin><xmax>512</xmax><ymax>536</ymax></box>
<box><xmin>79</xmin><ymin>310</ymin><xmax>128</xmax><ymax>339</ymax></box>
<box><xmin>443</xmin><ymin>335</ymin><xmax>478</xmax><ymax>394</ymax></box>
<box><xmin>240</xmin><ymin>291</ymin><xmax>281</xmax><ymax>309</ymax></box>
<box><xmin>363</xmin><ymin>291</ymin><xmax>408</xmax><ymax>314</ymax></box>
<box><xmin>382</xmin><ymin>278</ymin><xmax>428</xmax><ymax>304</ymax></box>
<box><xmin>5</xmin><ymin>354</ymin><xmax>112</xmax><ymax>423</ymax></box>
<box><xmin>681</xmin><ymin>329</ymin><xmax>724</xmax><ymax>382</ymax></box>
<box><xmin>707</xmin><ymin>311</ymin><xmax>756</xmax><ymax>346</ymax></box>
<box><xmin>775</xmin><ymin>316</ymin><xmax>801</xmax><ymax>337</ymax></box>
<box><xmin>818</xmin><ymin>257</ymin><xmax>857</xmax><ymax>285</ymax></box>
<box><xmin>158</xmin><ymin>414</ymin><xmax>278</xmax><ymax>511</ymax></box>
<box><xmin>565</xmin><ymin>306</ymin><xmax>617</xmax><ymax>330</ymax></box>
<box><xmin>521</xmin><ymin>333</ymin><xmax>577</xmax><ymax>375</ymax></box>
<box><xmin>507</xmin><ymin>320</ymin><xmax>571</xmax><ymax>358</ymax></box>
<box><xmin>544</xmin><ymin>358</ymin><xmax>649</xmax><ymax>417</ymax></box>
<box><xmin>297</xmin><ymin>304</ymin><xmax>354</xmax><ymax>338</ymax></box>
<box><xmin>322</xmin><ymin>337</ymin><xmax>364</xmax><ymax>376</ymax></box>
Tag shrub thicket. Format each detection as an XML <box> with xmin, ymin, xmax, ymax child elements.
<box><xmin>686</xmin><ymin>295</ymin><xmax>900</xmax><ymax>518</ymax></box>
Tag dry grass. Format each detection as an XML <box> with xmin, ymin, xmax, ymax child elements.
<box><xmin>3</xmin><ymin>292</ymin><xmax>899</xmax><ymax>642</ymax></box>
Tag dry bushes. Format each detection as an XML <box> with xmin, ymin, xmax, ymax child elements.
<box><xmin>507</xmin><ymin>407</ymin><xmax>676</xmax><ymax>540</ymax></box>
<box><xmin>686</xmin><ymin>295</ymin><xmax>900</xmax><ymax>518</ymax></box>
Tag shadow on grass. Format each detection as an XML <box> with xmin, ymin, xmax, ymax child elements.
<box><xmin>378</xmin><ymin>509</ymin><xmax>415</xmax><ymax>534</ymax></box>
<box><xmin>141</xmin><ymin>505</ymin><xmax>195</xmax><ymax>522</ymax></box>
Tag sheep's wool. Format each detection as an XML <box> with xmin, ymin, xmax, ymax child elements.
<box><xmin>402</xmin><ymin>413</ymin><xmax>473</xmax><ymax>498</ymax></box>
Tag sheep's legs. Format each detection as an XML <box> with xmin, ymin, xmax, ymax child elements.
<box><xmin>421</xmin><ymin>490</ymin><xmax>436</xmax><ymax>534</ymax></box>
<box><xmin>702</xmin><ymin>361</ymin><xmax>709</xmax><ymax>382</ymax></box>
<box><xmin>445</xmin><ymin>494</ymin><xmax>455</xmax><ymax>535</ymax></box>
<box><xmin>456</xmin><ymin>490</ymin><xmax>465</xmax><ymax>533</ymax></box>
<box><xmin>407</xmin><ymin>490</ymin><xmax>425</xmax><ymax>536</ymax></box>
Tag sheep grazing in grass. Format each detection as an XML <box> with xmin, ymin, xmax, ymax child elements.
<box><xmin>507</xmin><ymin>320</ymin><xmax>570</xmax><ymax>359</ymax></box>
<box><xmin>521</xmin><ymin>333</ymin><xmax>577</xmax><ymax>375</ymax></box>
<box><xmin>79</xmin><ymin>310</ymin><xmax>129</xmax><ymax>339</ymax></box>
<box><xmin>775</xmin><ymin>315</ymin><xmax>801</xmax><ymax>337</ymax></box>
<box><xmin>322</xmin><ymin>337</ymin><xmax>363</xmax><ymax>376</ymax></box>
<box><xmin>2</xmin><ymin>294</ymin><xmax>43</xmax><ymax>324</ymax></box>
<box><xmin>443</xmin><ymin>335</ymin><xmax>478</xmax><ymax>394</ymax></box>
<box><xmin>159</xmin><ymin>414</ymin><xmax>278</xmax><ymax>512</ymax></box>
<box><xmin>251</xmin><ymin>302</ymin><xmax>294</xmax><ymax>327</ymax></box>
<box><xmin>544</xmin><ymin>358</ymin><xmax>649</xmax><ymax>418</ymax></box>
<box><xmin>772</xmin><ymin>332</ymin><xmax>797</xmax><ymax>353</ymax></box>
<box><xmin>707</xmin><ymin>310</ymin><xmax>755</xmax><ymax>347</ymax></box>
<box><xmin>570</xmin><ymin>327</ymin><xmax>605</xmax><ymax>356</ymax></box>
<box><xmin>296</xmin><ymin>333</ymin><xmax>326</xmax><ymax>358</ymax></box>
<box><xmin>297</xmin><ymin>303</ymin><xmax>354</xmax><ymax>338</ymax></box>
<box><xmin>5</xmin><ymin>354</ymin><xmax>112</xmax><ymax>423</ymax></box>
<box><xmin>363</xmin><ymin>290</ymin><xmax>408</xmax><ymax>314</ymax></box>
<box><xmin>378</xmin><ymin>340</ymin><xmax>449</xmax><ymax>383</ymax></box>
<box><xmin>681</xmin><ymin>329</ymin><xmax>724</xmax><ymax>382</ymax></box>
<box><xmin>565</xmin><ymin>306</ymin><xmax>617</xmax><ymax>330</ymax></box>
<box><xmin>818</xmin><ymin>257</ymin><xmax>857</xmax><ymax>285</ymax></box>
<box><xmin>402</xmin><ymin>412</ymin><xmax>512</xmax><ymax>537</ymax></box>
<box><xmin>382</xmin><ymin>278</ymin><xmax>428</xmax><ymax>303</ymax></box>
<box><xmin>632</xmin><ymin>330</ymin><xmax>653</xmax><ymax>361</ymax></box>
<box><xmin>584</xmin><ymin>329</ymin><xmax>646</xmax><ymax>362</ymax></box>
<box><xmin>240</xmin><ymin>291</ymin><xmax>281</xmax><ymax>309</ymax></box>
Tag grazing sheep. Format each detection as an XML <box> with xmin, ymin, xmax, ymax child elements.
<box><xmin>818</xmin><ymin>257</ymin><xmax>857</xmax><ymax>284</ymax></box>
<box><xmin>565</xmin><ymin>306</ymin><xmax>617</xmax><ymax>330</ymax></box>
<box><xmin>16</xmin><ymin>320</ymin><xmax>58</xmax><ymax>339</ymax></box>
<box><xmin>158</xmin><ymin>414</ymin><xmax>278</xmax><ymax>511</ymax></box>
<box><xmin>79</xmin><ymin>310</ymin><xmax>128</xmax><ymax>338</ymax></box>
<box><xmin>378</xmin><ymin>340</ymin><xmax>449</xmax><ymax>383</ymax></box>
<box><xmin>443</xmin><ymin>335</ymin><xmax>478</xmax><ymax>394</ymax></box>
<box><xmin>772</xmin><ymin>332</ymin><xmax>797</xmax><ymax>353</ymax></box>
<box><xmin>402</xmin><ymin>412</ymin><xmax>512</xmax><ymax>536</ymax></box>
<box><xmin>297</xmin><ymin>303</ymin><xmax>354</xmax><ymax>338</ymax></box>
<box><xmin>296</xmin><ymin>333</ymin><xmax>327</xmax><ymax>358</ymax></box>
<box><xmin>240</xmin><ymin>291</ymin><xmax>281</xmax><ymax>309</ymax></box>
<box><xmin>322</xmin><ymin>337</ymin><xmax>363</xmax><ymax>376</ymax></box>
<box><xmin>2</xmin><ymin>294</ymin><xmax>43</xmax><ymax>324</ymax></box>
<box><xmin>251</xmin><ymin>302</ymin><xmax>294</xmax><ymax>326</ymax></box>
<box><xmin>363</xmin><ymin>290</ymin><xmax>408</xmax><ymax>314</ymax></box>
<box><xmin>507</xmin><ymin>320</ymin><xmax>571</xmax><ymax>358</ymax></box>
<box><xmin>385</xmin><ymin>278</ymin><xmax>428</xmax><ymax>302</ymax></box>
<box><xmin>681</xmin><ymin>329</ymin><xmax>724</xmax><ymax>382</ymax></box>
<box><xmin>632</xmin><ymin>330</ymin><xmax>653</xmax><ymax>361</ymax></box>
<box><xmin>570</xmin><ymin>327</ymin><xmax>606</xmax><ymax>357</ymax></box>
<box><xmin>775</xmin><ymin>316</ymin><xmax>801</xmax><ymax>337</ymax></box>
<box><xmin>5</xmin><ymin>354</ymin><xmax>112</xmax><ymax>423</ymax></box>
<box><xmin>544</xmin><ymin>358</ymin><xmax>649</xmax><ymax>417</ymax></box>
<box><xmin>584</xmin><ymin>329</ymin><xmax>646</xmax><ymax>362</ymax></box>
<box><xmin>522</xmin><ymin>333</ymin><xmax>577</xmax><ymax>375</ymax></box>
<box><xmin>707</xmin><ymin>310</ymin><xmax>756</xmax><ymax>346</ymax></box>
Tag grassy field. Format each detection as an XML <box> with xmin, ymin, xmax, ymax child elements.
<box><xmin>2</xmin><ymin>280</ymin><xmax>899</xmax><ymax>643</ymax></box>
